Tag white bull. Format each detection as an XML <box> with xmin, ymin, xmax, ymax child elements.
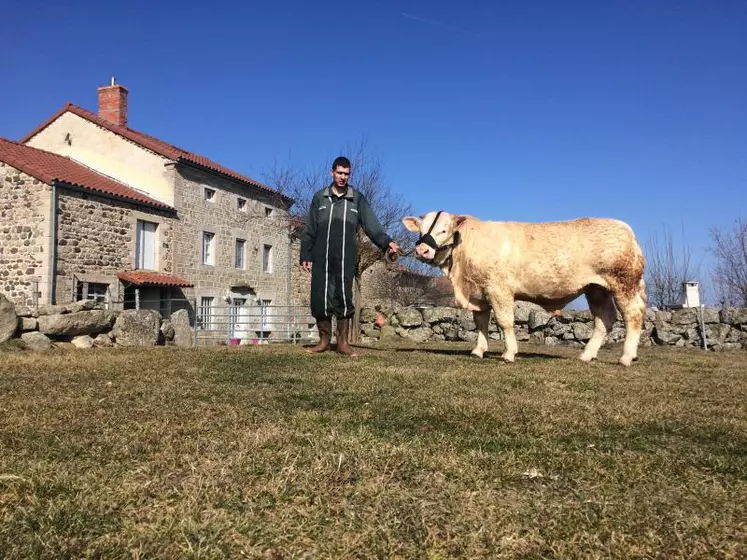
<box><xmin>402</xmin><ymin>212</ymin><xmax>647</xmax><ymax>366</ymax></box>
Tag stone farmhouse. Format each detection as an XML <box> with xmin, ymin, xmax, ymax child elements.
<box><xmin>1</xmin><ymin>80</ymin><xmax>309</xmax><ymax>327</ymax></box>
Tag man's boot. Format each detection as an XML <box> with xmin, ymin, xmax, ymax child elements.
<box><xmin>305</xmin><ymin>318</ymin><xmax>331</xmax><ymax>353</ymax></box>
<box><xmin>336</xmin><ymin>318</ymin><xmax>359</xmax><ymax>357</ymax></box>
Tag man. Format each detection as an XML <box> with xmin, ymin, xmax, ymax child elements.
<box><xmin>300</xmin><ymin>156</ymin><xmax>400</xmax><ymax>357</ymax></box>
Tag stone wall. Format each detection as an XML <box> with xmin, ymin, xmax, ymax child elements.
<box><xmin>0</xmin><ymin>293</ymin><xmax>192</xmax><ymax>349</ymax></box>
<box><xmin>54</xmin><ymin>187</ymin><xmax>176</xmax><ymax>304</ymax></box>
<box><xmin>357</xmin><ymin>302</ymin><xmax>747</xmax><ymax>352</ymax></box>
<box><xmin>0</xmin><ymin>163</ymin><xmax>52</xmax><ymax>307</ymax></box>
<box><xmin>172</xmin><ymin>165</ymin><xmax>296</xmax><ymax>306</ymax></box>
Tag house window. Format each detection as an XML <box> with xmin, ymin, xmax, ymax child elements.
<box><xmin>204</xmin><ymin>187</ymin><xmax>216</xmax><ymax>202</ymax></box>
<box><xmin>202</xmin><ymin>232</ymin><xmax>215</xmax><ymax>265</ymax></box>
<box><xmin>76</xmin><ymin>282</ymin><xmax>109</xmax><ymax>303</ymax></box>
<box><xmin>237</xmin><ymin>198</ymin><xmax>247</xmax><ymax>211</ymax></box>
<box><xmin>198</xmin><ymin>296</ymin><xmax>214</xmax><ymax>330</ymax></box>
<box><xmin>260</xmin><ymin>299</ymin><xmax>272</xmax><ymax>335</ymax></box>
<box><xmin>264</xmin><ymin>206</ymin><xmax>273</xmax><ymax>218</ymax></box>
<box><xmin>235</xmin><ymin>238</ymin><xmax>245</xmax><ymax>269</ymax></box>
<box><xmin>262</xmin><ymin>244</ymin><xmax>273</xmax><ymax>273</ymax></box>
<box><xmin>136</xmin><ymin>220</ymin><xmax>158</xmax><ymax>270</ymax></box>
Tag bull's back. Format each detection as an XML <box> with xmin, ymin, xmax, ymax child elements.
<box><xmin>458</xmin><ymin>217</ymin><xmax>643</xmax><ymax>297</ymax></box>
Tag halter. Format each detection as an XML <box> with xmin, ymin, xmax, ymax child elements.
<box><xmin>414</xmin><ymin>211</ymin><xmax>461</xmax><ymax>273</ymax></box>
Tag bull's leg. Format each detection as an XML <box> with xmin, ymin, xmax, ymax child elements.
<box><xmin>580</xmin><ymin>285</ymin><xmax>616</xmax><ymax>362</ymax></box>
<box><xmin>453</xmin><ymin>283</ymin><xmax>482</xmax><ymax>311</ymax></box>
<box><xmin>485</xmin><ymin>291</ymin><xmax>517</xmax><ymax>362</ymax></box>
<box><xmin>471</xmin><ymin>308</ymin><xmax>491</xmax><ymax>358</ymax></box>
<box><xmin>614</xmin><ymin>279</ymin><xmax>646</xmax><ymax>366</ymax></box>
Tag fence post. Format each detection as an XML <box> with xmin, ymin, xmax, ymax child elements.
<box><xmin>193</xmin><ymin>298</ymin><xmax>198</xmax><ymax>347</ymax></box>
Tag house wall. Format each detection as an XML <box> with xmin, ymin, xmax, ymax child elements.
<box><xmin>171</xmin><ymin>164</ymin><xmax>296</xmax><ymax>307</ymax></box>
<box><xmin>25</xmin><ymin>112</ymin><xmax>175</xmax><ymax>207</ymax></box>
<box><xmin>54</xmin><ymin>187</ymin><xmax>175</xmax><ymax>304</ymax></box>
<box><xmin>0</xmin><ymin>163</ymin><xmax>52</xmax><ymax>307</ymax></box>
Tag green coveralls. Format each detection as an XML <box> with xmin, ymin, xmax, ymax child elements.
<box><xmin>300</xmin><ymin>184</ymin><xmax>392</xmax><ymax>320</ymax></box>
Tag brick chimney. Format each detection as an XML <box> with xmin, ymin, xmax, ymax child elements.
<box><xmin>98</xmin><ymin>77</ymin><xmax>128</xmax><ymax>127</ymax></box>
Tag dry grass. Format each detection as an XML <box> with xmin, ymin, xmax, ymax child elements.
<box><xmin>0</xmin><ymin>342</ymin><xmax>745</xmax><ymax>559</ymax></box>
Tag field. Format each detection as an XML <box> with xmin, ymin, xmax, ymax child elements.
<box><xmin>1</xmin><ymin>341</ymin><xmax>745</xmax><ymax>559</ymax></box>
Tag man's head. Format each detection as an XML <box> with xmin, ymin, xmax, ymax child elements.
<box><xmin>330</xmin><ymin>156</ymin><xmax>351</xmax><ymax>188</ymax></box>
<box><xmin>402</xmin><ymin>211</ymin><xmax>468</xmax><ymax>262</ymax></box>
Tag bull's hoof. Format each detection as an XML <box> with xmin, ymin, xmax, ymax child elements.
<box><xmin>470</xmin><ymin>349</ymin><xmax>485</xmax><ymax>359</ymax></box>
<box><xmin>619</xmin><ymin>355</ymin><xmax>635</xmax><ymax>366</ymax></box>
<box><xmin>579</xmin><ymin>353</ymin><xmax>597</xmax><ymax>363</ymax></box>
<box><xmin>500</xmin><ymin>353</ymin><xmax>515</xmax><ymax>363</ymax></box>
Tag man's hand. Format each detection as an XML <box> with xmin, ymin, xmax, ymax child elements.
<box><xmin>387</xmin><ymin>241</ymin><xmax>401</xmax><ymax>259</ymax></box>
<box><xmin>301</xmin><ymin>261</ymin><xmax>312</xmax><ymax>273</ymax></box>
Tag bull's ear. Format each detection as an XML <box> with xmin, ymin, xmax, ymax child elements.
<box><xmin>402</xmin><ymin>216</ymin><xmax>422</xmax><ymax>232</ymax></box>
<box><xmin>453</xmin><ymin>215</ymin><xmax>469</xmax><ymax>228</ymax></box>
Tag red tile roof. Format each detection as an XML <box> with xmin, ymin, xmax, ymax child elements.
<box><xmin>117</xmin><ymin>271</ymin><xmax>193</xmax><ymax>288</ymax></box>
<box><xmin>0</xmin><ymin>137</ymin><xmax>173</xmax><ymax>210</ymax></box>
<box><xmin>21</xmin><ymin>103</ymin><xmax>291</xmax><ymax>203</ymax></box>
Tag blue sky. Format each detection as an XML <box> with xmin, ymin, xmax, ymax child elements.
<box><xmin>3</xmin><ymin>0</ymin><xmax>746</xmax><ymax>302</ymax></box>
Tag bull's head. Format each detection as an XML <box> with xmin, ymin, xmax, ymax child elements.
<box><xmin>402</xmin><ymin>211</ymin><xmax>468</xmax><ymax>265</ymax></box>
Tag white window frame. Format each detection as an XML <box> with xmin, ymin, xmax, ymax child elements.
<box><xmin>235</xmin><ymin>238</ymin><xmax>245</xmax><ymax>269</ymax></box>
<box><xmin>76</xmin><ymin>281</ymin><xmax>109</xmax><ymax>303</ymax></box>
<box><xmin>237</xmin><ymin>197</ymin><xmax>247</xmax><ymax>212</ymax></box>
<box><xmin>204</xmin><ymin>187</ymin><xmax>216</xmax><ymax>202</ymax></box>
<box><xmin>262</xmin><ymin>244</ymin><xmax>273</xmax><ymax>274</ymax></box>
<box><xmin>264</xmin><ymin>206</ymin><xmax>274</xmax><ymax>218</ymax></box>
<box><xmin>198</xmin><ymin>296</ymin><xmax>214</xmax><ymax>330</ymax></box>
<box><xmin>202</xmin><ymin>232</ymin><xmax>215</xmax><ymax>266</ymax></box>
<box><xmin>135</xmin><ymin>219</ymin><xmax>158</xmax><ymax>270</ymax></box>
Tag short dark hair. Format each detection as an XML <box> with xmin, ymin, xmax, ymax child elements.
<box><xmin>332</xmin><ymin>156</ymin><xmax>351</xmax><ymax>170</ymax></box>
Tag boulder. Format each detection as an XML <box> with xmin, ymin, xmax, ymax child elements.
<box><xmin>671</xmin><ymin>308</ymin><xmax>698</xmax><ymax>326</ymax></box>
<box><xmin>701</xmin><ymin>308</ymin><xmax>720</xmax><ymax>324</ymax></box>
<box><xmin>20</xmin><ymin>331</ymin><xmax>52</xmax><ymax>351</ymax></box>
<box><xmin>396</xmin><ymin>308</ymin><xmax>423</xmax><ymax>328</ymax></box>
<box><xmin>361</xmin><ymin>324</ymin><xmax>380</xmax><ymax>339</ymax></box>
<box><xmin>653</xmin><ymin>325</ymin><xmax>682</xmax><ymax>345</ymax></box>
<box><xmin>112</xmin><ymin>309</ymin><xmax>161</xmax><ymax>347</ymax></box>
<box><xmin>171</xmin><ymin>309</ymin><xmax>194</xmax><ymax>347</ymax></box>
<box><xmin>37</xmin><ymin>310</ymin><xmax>116</xmax><ymax>337</ymax></box>
<box><xmin>456</xmin><ymin>310</ymin><xmax>476</xmax><ymax>331</ymax></box>
<box><xmin>379</xmin><ymin>325</ymin><xmax>398</xmax><ymax>341</ymax></box>
<box><xmin>458</xmin><ymin>330</ymin><xmax>478</xmax><ymax>343</ymax></box>
<box><xmin>360</xmin><ymin>308</ymin><xmax>379</xmax><ymax>323</ymax></box>
<box><xmin>528</xmin><ymin>309</ymin><xmax>552</xmax><ymax>331</ymax></box>
<box><xmin>572</xmin><ymin>322</ymin><xmax>593</xmax><ymax>342</ymax></box>
<box><xmin>93</xmin><ymin>332</ymin><xmax>114</xmax><ymax>347</ymax></box>
<box><xmin>160</xmin><ymin>320</ymin><xmax>176</xmax><ymax>341</ymax></box>
<box><xmin>422</xmin><ymin>306</ymin><xmax>457</xmax><ymax>323</ymax></box>
<box><xmin>0</xmin><ymin>294</ymin><xmax>19</xmax><ymax>343</ymax></box>
<box><xmin>71</xmin><ymin>335</ymin><xmax>94</xmax><ymax>349</ymax></box>
<box><xmin>407</xmin><ymin>327</ymin><xmax>432</xmax><ymax>343</ymax></box>
<box><xmin>513</xmin><ymin>301</ymin><xmax>534</xmax><ymax>324</ymax></box>
<box><xmin>19</xmin><ymin>317</ymin><xmax>38</xmax><ymax>331</ymax></box>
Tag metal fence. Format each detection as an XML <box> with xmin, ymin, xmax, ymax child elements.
<box><xmin>193</xmin><ymin>302</ymin><xmax>317</xmax><ymax>346</ymax></box>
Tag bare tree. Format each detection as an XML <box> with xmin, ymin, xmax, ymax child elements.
<box><xmin>710</xmin><ymin>218</ymin><xmax>747</xmax><ymax>307</ymax></box>
<box><xmin>263</xmin><ymin>137</ymin><xmax>413</xmax><ymax>342</ymax></box>
<box><xmin>645</xmin><ymin>224</ymin><xmax>699</xmax><ymax>309</ymax></box>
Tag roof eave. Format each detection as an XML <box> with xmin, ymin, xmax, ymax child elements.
<box><xmin>52</xmin><ymin>179</ymin><xmax>176</xmax><ymax>213</ymax></box>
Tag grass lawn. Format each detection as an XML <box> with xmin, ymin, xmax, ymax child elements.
<box><xmin>0</xmin><ymin>341</ymin><xmax>745</xmax><ymax>559</ymax></box>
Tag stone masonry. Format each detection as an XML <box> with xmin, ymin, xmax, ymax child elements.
<box><xmin>54</xmin><ymin>188</ymin><xmax>175</xmax><ymax>304</ymax></box>
<box><xmin>172</xmin><ymin>164</ymin><xmax>296</xmax><ymax>306</ymax></box>
<box><xmin>0</xmin><ymin>163</ymin><xmax>52</xmax><ymax>307</ymax></box>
